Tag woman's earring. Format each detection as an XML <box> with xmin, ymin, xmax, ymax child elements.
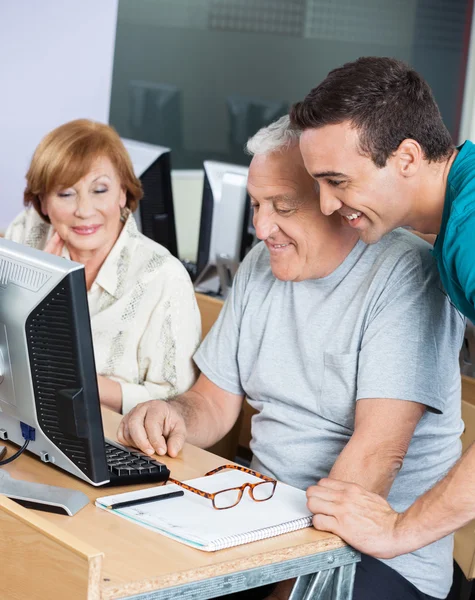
<box><xmin>120</xmin><ymin>206</ymin><xmax>129</xmax><ymax>222</ymax></box>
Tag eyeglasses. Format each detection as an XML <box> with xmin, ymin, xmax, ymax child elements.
<box><xmin>167</xmin><ymin>464</ymin><xmax>277</xmax><ymax>510</ymax></box>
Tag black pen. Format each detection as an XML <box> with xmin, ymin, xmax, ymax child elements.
<box><xmin>106</xmin><ymin>489</ymin><xmax>184</xmax><ymax>510</ymax></box>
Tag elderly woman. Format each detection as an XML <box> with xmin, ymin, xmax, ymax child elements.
<box><xmin>6</xmin><ymin>119</ymin><xmax>201</xmax><ymax>414</ymax></box>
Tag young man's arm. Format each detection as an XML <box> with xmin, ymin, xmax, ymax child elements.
<box><xmin>322</xmin><ymin>397</ymin><xmax>425</xmax><ymax>497</ymax></box>
<box><xmin>306</xmin><ymin>236</ymin><xmax>467</xmax><ymax>557</ymax></box>
<box><xmin>117</xmin><ymin>373</ymin><xmax>244</xmax><ymax>457</ymax></box>
<box><xmin>307</xmin><ymin>442</ymin><xmax>475</xmax><ymax>559</ymax></box>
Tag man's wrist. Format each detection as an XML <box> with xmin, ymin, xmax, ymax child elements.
<box><xmin>168</xmin><ymin>397</ymin><xmax>192</xmax><ymax>429</ymax></box>
<box><xmin>168</xmin><ymin>397</ymin><xmax>183</xmax><ymax>412</ymax></box>
<box><xmin>168</xmin><ymin>392</ymin><xmax>216</xmax><ymax>448</ymax></box>
<box><xmin>391</xmin><ymin>510</ymin><xmax>417</xmax><ymax>557</ymax></box>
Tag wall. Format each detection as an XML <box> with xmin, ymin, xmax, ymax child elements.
<box><xmin>460</xmin><ymin>3</ymin><xmax>475</xmax><ymax>143</ymax></box>
<box><xmin>110</xmin><ymin>0</ymin><xmax>470</xmax><ymax>167</ymax></box>
<box><xmin>109</xmin><ymin>0</ymin><xmax>415</xmax><ymax>170</ymax></box>
<box><xmin>0</xmin><ymin>0</ymin><xmax>119</xmax><ymax>231</ymax></box>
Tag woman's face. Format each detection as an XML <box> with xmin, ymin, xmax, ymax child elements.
<box><xmin>41</xmin><ymin>156</ymin><xmax>126</xmax><ymax>258</ymax></box>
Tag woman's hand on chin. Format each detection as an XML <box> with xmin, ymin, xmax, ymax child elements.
<box><xmin>44</xmin><ymin>231</ymin><xmax>65</xmax><ymax>256</ymax></box>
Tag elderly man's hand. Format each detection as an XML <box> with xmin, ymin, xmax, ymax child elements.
<box><xmin>306</xmin><ymin>478</ymin><xmax>402</xmax><ymax>559</ymax></box>
<box><xmin>117</xmin><ymin>400</ymin><xmax>186</xmax><ymax>458</ymax></box>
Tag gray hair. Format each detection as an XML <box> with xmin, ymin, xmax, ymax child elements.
<box><xmin>245</xmin><ymin>115</ymin><xmax>301</xmax><ymax>156</ymax></box>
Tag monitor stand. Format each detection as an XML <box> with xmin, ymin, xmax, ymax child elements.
<box><xmin>194</xmin><ymin>265</ymin><xmax>221</xmax><ymax>295</ymax></box>
<box><xmin>0</xmin><ymin>469</ymin><xmax>89</xmax><ymax>516</ymax></box>
<box><xmin>216</xmin><ymin>255</ymin><xmax>239</xmax><ymax>299</ymax></box>
<box><xmin>193</xmin><ymin>256</ymin><xmax>239</xmax><ymax>299</ymax></box>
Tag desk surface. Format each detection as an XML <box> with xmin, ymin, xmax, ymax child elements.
<box><xmin>1</xmin><ymin>408</ymin><xmax>351</xmax><ymax>599</ymax></box>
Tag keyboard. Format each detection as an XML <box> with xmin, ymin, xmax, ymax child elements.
<box><xmin>104</xmin><ymin>439</ymin><xmax>170</xmax><ymax>486</ymax></box>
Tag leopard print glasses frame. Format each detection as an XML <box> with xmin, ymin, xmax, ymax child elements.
<box><xmin>167</xmin><ymin>464</ymin><xmax>277</xmax><ymax>510</ymax></box>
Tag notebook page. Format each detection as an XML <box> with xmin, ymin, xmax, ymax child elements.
<box><xmin>96</xmin><ymin>471</ymin><xmax>312</xmax><ymax>549</ymax></box>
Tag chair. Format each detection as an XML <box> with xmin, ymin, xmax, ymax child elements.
<box><xmin>195</xmin><ymin>292</ymin><xmax>224</xmax><ymax>339</ymax></box>
<box><xmin>195</xmin><ymin>293</ymin><xmax>243</xmax><ymax>461</ymax></box>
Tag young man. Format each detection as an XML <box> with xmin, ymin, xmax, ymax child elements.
<box><xmin>290</xmin><ymin>56</ymin><xmax>475</xmax><ymax>560</ymax></box>
<box><xmin>118</xmin><ymin>117</ymin><xmax>464</xmax><ymax>599</ymax></box>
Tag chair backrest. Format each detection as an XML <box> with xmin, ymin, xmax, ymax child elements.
<box><xmin>461</xmin><ymin>376</ymin><xmax>475</xmax><ymax>452</ymax></box>
<box><xmin>194</xmin><ymin>292</ymin><xmax>243</xmax><ymax>460</ymax></box>
<box><xmin>195</xmin><ymin>292</ymin><xmax>223</xmax><ymax>339</ymax></box>
<box><xmin>454</xmin><ymin>376</ymin><xmax>475</xmax><ymax>579</ymax></box>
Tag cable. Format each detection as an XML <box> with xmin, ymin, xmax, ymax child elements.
<box><xmin>0</xmin><ymin>439</ymin><xmax>30</xmax><ymax>466</ymax></box>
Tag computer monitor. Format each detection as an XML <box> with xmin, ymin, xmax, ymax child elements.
<box><xmin>0</xmin><ymin>238</ymin><xmax>168</xmax><ymax>487</ymax></box>
<box><xmin>128</xmin><ymin>80</ymin><xmax>183</xmax><ymax>151</ymax></box>
<box><xmin>226</xmin><ymin>95</ymin><xmax>288</xmax><ymax>151</ymax></box>
<box><xmin>194</xmin><ymin>161</ymin><xmax>256</xmax><ymax>295</ymax></box>
<box><xmin>121</xmin><ymin>138</ymin><xmax>179</xmax><ymax>258</ymax></box>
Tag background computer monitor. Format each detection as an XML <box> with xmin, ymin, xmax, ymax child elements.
<box><xmin>128</xmin><ymin>80</ymin><xmax>183</xmax><ymax>152</ymax></box>
<box><xmin>0</xmin><ymin>238</ymin><xmax>111</xmax><ymax>485</ymax></box>
<box><xmin>226</xmin><ymin>94</ymin><xmax>288</xmax><ymax>158</ymax></box>
<box><xmin>194</xmin><ymin>161</ymin><xmax>256</xmax><ymax>295</ymax></box>
<box><xmin>121</xmin><ymin>138</ymin><xmax>179</xmax><ymax>258</ymax></box>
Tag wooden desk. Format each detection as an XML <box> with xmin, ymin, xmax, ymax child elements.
<box><xmin>0</xmin><ymin>409</ymin><xmax>359</xmax><ymax>600</ymax></box>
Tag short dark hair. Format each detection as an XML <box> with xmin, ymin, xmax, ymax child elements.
<box><xmin>290</xmin><ymin>57</ymin><xmax>454</xmax><ymax>168</ymax></box>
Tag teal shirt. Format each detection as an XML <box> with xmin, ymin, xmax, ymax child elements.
<box><xmin>433</xmin><ymin>140</ymin><xmax>475</xmax><ymax>322</ymax></box>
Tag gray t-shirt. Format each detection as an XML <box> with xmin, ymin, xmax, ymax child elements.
<box><xmin>194</xmin><ymin>230</ymin><xmax>465</xmax><ymax>599</ymax></box>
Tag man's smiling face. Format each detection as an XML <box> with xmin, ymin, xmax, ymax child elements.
<box><xmin>299</xmin><ymin>121</ymin><xmax>412</xmax><ymax>244</ymax></box>
<box><xmin>247</xmin><ymin>144</ymin><xmax>347</xmax><ymax>282</ymax></box>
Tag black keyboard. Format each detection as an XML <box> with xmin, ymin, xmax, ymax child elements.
<box><xmin>104</xmin><ymin>439</ymin><xmax>170</xmax><ymax>486</ymax></box>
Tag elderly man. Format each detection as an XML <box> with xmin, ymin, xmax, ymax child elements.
<box><xmin>118</xmin><ymin>116</ymin><xmax>463</xmax><ymax>600</ymax></box>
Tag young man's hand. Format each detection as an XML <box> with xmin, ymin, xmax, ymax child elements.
<box><xmin>306</xmin><ymin>478</ymin><xmax>402</xmax><ymax>559</ymax></box>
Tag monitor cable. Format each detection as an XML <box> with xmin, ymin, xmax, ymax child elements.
<box><xmin>0</xmin><ymin>439</ymin><xmax>30</xmax><ymax>466</ymax></box>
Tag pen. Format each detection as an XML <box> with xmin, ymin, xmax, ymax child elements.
<box><xmin>106</xmin><ymin>489</ymin><xmax>184</xmax><ymax>510</ymax></box>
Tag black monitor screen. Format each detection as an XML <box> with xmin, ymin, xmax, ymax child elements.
<box><xmin>196</xmin><ymin>172</ymin><xmax>214</xmax><ymax>278</ymax></box>
<box><xmin>139</xmin><ymin>152</ymin><xmax>178</xmax><ymax>258</ymax></box>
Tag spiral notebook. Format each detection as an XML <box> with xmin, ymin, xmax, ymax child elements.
<box><xmin>95</xmin><ymin>470</ymin><xmax>313</xmax><ymax>551</ymax></box>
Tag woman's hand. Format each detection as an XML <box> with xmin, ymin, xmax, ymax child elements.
<box><xmin>97</xmin><ymin>375</ymin><xmax>123</xmax><ymax>413</ymax></box>
<box><xmin>44</xmin><ymin>231</ymin><xmax>65</xmax><ymax>256</ymax></box>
